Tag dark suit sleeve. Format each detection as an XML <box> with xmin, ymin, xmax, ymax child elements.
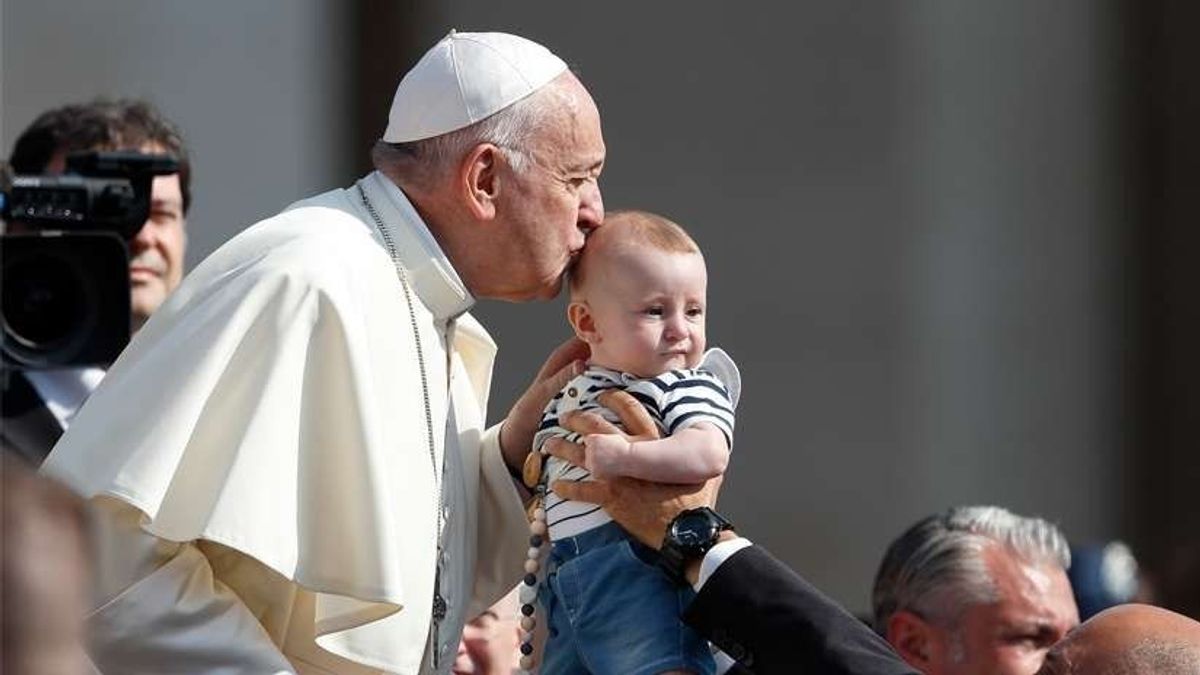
<box><xmin>684</xmin><ymin>545</ymin><xmax>918</xmax><ymax>675</ymax></box>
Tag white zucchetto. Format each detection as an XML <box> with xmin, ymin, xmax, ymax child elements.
<box><xmin>383</xmin><ymin>30</ymin><xmax>569</xmax><ymax>143</ymax></box>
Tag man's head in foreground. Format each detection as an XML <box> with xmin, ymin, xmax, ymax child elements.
<box><xmin>9</xmin><ymin>99</ymin><xmax>191</xmax><ymax>331</ymax></box>
<box><xmin>1036</xmin><ymin>604</ymin><xmax>1200</xmax><ymax>674</ymax></box>
<box><xmin>567</xmin><ymin>210</ymin><xmax>707</xmax><ymax>377</ymax></box>
<box><xmin>1</xmin><ymin>455</ymin><xmax>92</xmax><ymax>675</ymax></box>
<box><xmin>873</xmin><ymin>506</ymin><xmax>1079</xmax><ymax>675</ymax></box>
<box><xmin>371</xmin><ymin>31</ymin><xmax>606</xmax><ymax>303</ymax></box>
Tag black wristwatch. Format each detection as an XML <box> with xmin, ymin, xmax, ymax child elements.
<box><xmin>658</xmin><ymin>507</ymin><xmax>734</xmax><ymax>584</ymax></box>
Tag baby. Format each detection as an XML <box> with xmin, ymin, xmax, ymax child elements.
<box><xmin>528</xmin><ymin>210</ymin><xmax>739</xmax><ymax>675</ymax></box>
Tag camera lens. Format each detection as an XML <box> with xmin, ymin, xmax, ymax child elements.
<box><xmin>2</xmin><ymin>232</ymin><xmax>129</xmax><ymax>369</ymax></box>
<box><xmin>2</xmin><ymin>251</ymin><xmax>94</xmax><ymax>355</ymax></box>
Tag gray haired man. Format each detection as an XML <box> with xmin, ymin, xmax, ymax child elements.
<box><xmin>872</xmin><ymin>506</ymin><xmax>1080</xmax><ymax>675</ymax></box>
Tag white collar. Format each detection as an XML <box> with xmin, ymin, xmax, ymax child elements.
<box><xmin>357</xmin><ymin>171</ymin><xmax>475</xmax><ymax>322</ymax></box>
<box><xmin>24</xmin><ymin>367</ymin><xmax>105</xmax><ymax>430</ymax></box>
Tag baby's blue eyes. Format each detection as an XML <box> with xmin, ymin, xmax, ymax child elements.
<box><xmin>641</xmin><ymin>306</ymin><xmax>704</xmax><ymax>318</ymax></box>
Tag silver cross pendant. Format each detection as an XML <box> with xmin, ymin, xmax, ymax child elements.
<box><xmin>430</xmin><ymin>565</ymin><xmax>447</xmax><ymax>669</ymax></box>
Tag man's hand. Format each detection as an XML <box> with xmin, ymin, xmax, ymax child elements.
<box><xmin>558</xmin><ymin>388</ymin><xmax>661</xmax><ymax>480</ymax></box>
<box><xmin>580</xmin><ymin>434</ymin><xmax>632</xmax><ymax>479</ymax></box>
<box><xmin>546</xmin><ymin>390</ymin><xmax>720</xmax><ymax>550</ymax></box>
<box><xmin>498</xmin><ymin>337</ymin><xmax>589</xmax><ymax>472</ymax></box>
<box><xmin>565</xmin><ymin>389</ymin><xmax>662</xmax><ymax>441</ymax></box>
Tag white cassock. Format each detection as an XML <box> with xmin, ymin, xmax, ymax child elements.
<box><xmin>41</xmin><ymin>171</ymin><xmax>529</xmax><ymax>674</ymax></box>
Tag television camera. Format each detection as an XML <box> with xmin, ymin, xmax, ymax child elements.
<box><xmin>1</xmin><ymin>151</ymin><xmax>178</xmax><ymax>369</ymax></box>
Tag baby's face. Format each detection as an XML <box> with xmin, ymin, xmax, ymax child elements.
<box><xmin>579</xmin><ymin>246</ymin><xmax>707</xmax><ymax>377</ymax></box>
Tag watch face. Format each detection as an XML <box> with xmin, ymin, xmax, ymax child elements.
<box><xmin>672</xmin><ymin>511</ymin><xmax>718</xmax><ymax>552</ymax></box>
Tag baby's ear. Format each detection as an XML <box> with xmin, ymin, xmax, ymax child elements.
<box><xmin>567</xmin><ymin>301</ymin><xmax>600</xmax><ymax>345</ymax></box>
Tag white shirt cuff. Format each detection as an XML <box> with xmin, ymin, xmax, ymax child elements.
<box><xmin>694</xmin><ymin>537</ymin><xmax>752</xmax><ymax>591</ymax></box>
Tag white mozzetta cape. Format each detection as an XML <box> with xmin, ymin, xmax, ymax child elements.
<box><xmin>42</xmin><ymin>172</ymin><xmax>529</xmax><ymax>673</ymax></box>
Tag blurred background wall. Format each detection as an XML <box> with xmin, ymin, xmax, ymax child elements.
<box><xmin>1</xmin><ymin>0</ymin><xmax>359</xmax><ymax>271</ymax></box>
<box><xmin>3</xmin><ymin>0</ymin><xmax>1196</xmax><ymax>614</ymax></box>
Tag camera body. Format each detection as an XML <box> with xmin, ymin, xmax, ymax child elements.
<box><xmin>1</xmin><ymin>152</ymin><xmax>178</xmax><ymax>370</ymax></box>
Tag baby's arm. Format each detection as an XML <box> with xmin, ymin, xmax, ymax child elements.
<box><xmin>583</xmin><ymin>422</ymin><xmax>729</xmax><ymax>483</ymax></box>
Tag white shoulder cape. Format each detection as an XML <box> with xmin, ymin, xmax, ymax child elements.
<box><xmin>42</xmin><ymin>184</ymin><xmax>510</xmax><ymax>670</ymax></box>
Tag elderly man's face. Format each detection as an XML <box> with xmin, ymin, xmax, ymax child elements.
<box><xmin>491</xmin><ymin>74</ymin><xmax>605</xmax><ymax>301</ymax></box>
<box><xmin>892</xmin><ymin>544</ymin><xmax>1079</xmax><ymax>675</ymax></box>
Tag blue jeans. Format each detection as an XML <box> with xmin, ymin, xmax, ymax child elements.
<box><xmin>538</xmin><ymin>521</ymin><xmax>715</xmax><ymax>675</ymax></box>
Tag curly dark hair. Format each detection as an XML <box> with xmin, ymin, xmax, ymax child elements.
<box><xmin>9</xmin><ymin>98</ymin><xmax>192</xmax><ymax>213</ymax></box>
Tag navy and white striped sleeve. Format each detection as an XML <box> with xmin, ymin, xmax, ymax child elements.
<box><xmin>629</xmin><ymin>369</ymin><xmax>736</xmax><ymax>449</ymax></box>
<box><xmin>532</xmin><ymin>390</ymin><xmax>571</xmax><ymax>453</ymax></box>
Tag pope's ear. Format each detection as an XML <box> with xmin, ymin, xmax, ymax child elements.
<box><xmin>461</xmin><ymin>143</ymin><xmax>500</xmax><ymax>220</ymax></box>
<box><xmin>567</xmin><ymin>301</ymin><xmax>599</xmax><ymax>345</ymax></box>
<box><xmin>886</xmin><ymin>610</ymin><xmax>937</xmax><ymax>671</ymax></box>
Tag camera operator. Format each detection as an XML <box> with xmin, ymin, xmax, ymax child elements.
<box><xmin>2</xmin><ymin>99</ymin><xmax>191</xmax><ymax>465</ymax></box>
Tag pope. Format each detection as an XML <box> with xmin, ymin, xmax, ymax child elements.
<box><xmin>42</xmin><ymin>30</ymin><xmax>605</xmax><ymax>674</ymax></box>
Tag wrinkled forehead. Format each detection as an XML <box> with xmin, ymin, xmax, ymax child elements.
<box><xmin>529</xmin><ymin>75</ymin><xmax>604</xmax><ymax>164</ymax></box>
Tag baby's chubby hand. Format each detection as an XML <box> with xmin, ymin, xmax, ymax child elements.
<box><xmin>581</xmin><ymin>433</ymin><xmax>633</xmax><ymax>479</ymax></box>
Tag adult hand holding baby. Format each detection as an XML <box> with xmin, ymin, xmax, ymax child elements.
<box><xmin>569</xmin><ymin>389</ymin><xmax>655</xmax><ymax>478</ymax></box>
<box><xmin>547</xmin><ymin>390</ymin><xmax>722</xmax><ymax>550</ymax></box>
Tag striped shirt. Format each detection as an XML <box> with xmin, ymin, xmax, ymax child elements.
<box><xmin>533</xmin><ymin>360</ymin><xmax>736</xmax><ymax>540</ymax></box>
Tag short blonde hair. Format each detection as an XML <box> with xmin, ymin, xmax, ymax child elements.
<box><xmin>570</xmin><ymin>210</ymin><xmax>700</xmax><ymax>292</ymax></box>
